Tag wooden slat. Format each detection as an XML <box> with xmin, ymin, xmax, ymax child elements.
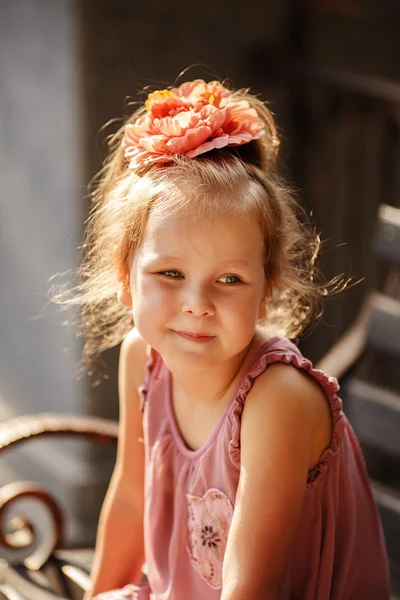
<box><xmin>367</xmin><ymin>294</ymin><xmax>400</xmax><ymax>356</ymax></box>
<box><xmin>0</xmin><ymin>561</ymin><xmax>65</xmax><ymax>600</ymax></box>
<box><xmin>344</xmin><ymin>379</ymin><xmax>400</xmax><ymax>457</ymax></box>
<box><xmin>0</xmin><ymin>583</ymin><xmax>27</xmax><ymax>600</ymax></box>
<box><xmin>374</xmin><ymin>204</ymin><xmax>400</xmax><ymax>265</ymax></box>
<box><xmin>316</xmin><ymin>293</ymin><xmax>373</xmax><ymax>379</ymax></box>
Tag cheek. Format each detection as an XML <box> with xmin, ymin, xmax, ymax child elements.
<box><xmin>134</xmin><ymin>276</ymin><xmax>177</xmax><ymax>316</ymax></box>
<box><xmin>219</xmin><ymin>287</ymin><xmax>263</xmax><ymax>315</ymax></box>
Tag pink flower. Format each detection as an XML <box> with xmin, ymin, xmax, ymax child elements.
<box><xmin>122</xmin><ymin>80</ymin><xmax>265</xmax><ymax>168</ymax></box>
<box><xmin>186</xmin><ymin>488</ymin><xmax>233</xmax><ymax>589</ymax></box>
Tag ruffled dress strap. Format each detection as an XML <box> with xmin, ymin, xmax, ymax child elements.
<box><xmin>228</xmin><ymin>338</ymin><xmax>346</xmax><ymax>489</ymax></box>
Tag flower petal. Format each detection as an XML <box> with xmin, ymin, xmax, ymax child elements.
<box><xmin>155</xmin><ymin>111</ymin><xmax>199</xmax><ymax>137</ymax></box>
<box><xmin>199</xmin><ymin>105</ymin><xmax>226</xmax><ymax>131</ymax></box>
<box><xmin>140</xmin><ymin>134</ymin><xmax>167</xmax><ymax>154</ymax></box>
<box><xmin>166</xmin><ymin>125</ymin><xmax>212</xmax><ymax>154</ymax></box>
<box><xmin>185</xmin><ymin>135</ymin><xmax>229</xmax><ymax>158</ymax></box>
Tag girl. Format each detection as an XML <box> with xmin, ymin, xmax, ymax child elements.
<box><xmin>76</xmin><ymin>79</ymin><xmax>390</xmax><ymax>599</ymax></box>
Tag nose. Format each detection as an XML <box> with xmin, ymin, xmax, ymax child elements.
<box><xmin>181</xmin><ymin>284</ymin><xmax>215</xmax><ymax>317</ymax></box>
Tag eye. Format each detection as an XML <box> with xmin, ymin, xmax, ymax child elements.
<box><xmin>160</xmin><ymin>270</ymin><xmax>183</xmax><ymax>279</ymax></box>
<box><xmin>218</xmin><ymin>275</ymin><xmax>242</xmax><ymax>285</ymax></box>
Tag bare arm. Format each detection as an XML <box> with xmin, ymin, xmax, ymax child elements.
<box><xmin>221</xmin><ymin>363</ymin><xmax>326</xmax><ymax>600</ymax></box>
<box><xmin>85</xmin><ymin>329</ymin><xmax>148</xmax><ymax>599</ymax></box>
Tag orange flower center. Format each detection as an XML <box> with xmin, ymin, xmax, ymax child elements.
<box><xmin>199</xmin><ymin>92</ymin><xmax>217</xmax><ymax>106</ymax></box>
<box><xmin>145</xmin><ymin>89</ymin><xmax>177</xmax><ymax>112</ymax></box>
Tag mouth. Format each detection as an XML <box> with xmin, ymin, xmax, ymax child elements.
<box><xmin>174</xmin><ymin>330</ymin><xmax>215</xmax><ymax>343</ymax></box>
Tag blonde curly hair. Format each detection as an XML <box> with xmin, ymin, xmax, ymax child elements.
<box><xmin>54</xmin><ymin>83</ymin><xmax>328</xmax><ymax>369</ymax></box>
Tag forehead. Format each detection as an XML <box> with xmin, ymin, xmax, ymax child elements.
<box><xmin>139</xmin><ymin>205</ymin><xmax>264</xmax><ymax>263</ymax></box>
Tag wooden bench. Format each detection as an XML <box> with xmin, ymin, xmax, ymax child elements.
<box><xmin>1</xmin><ymin>204</ymin><xmax>400</xmax><ymax>598</ymax></box>
<box><xmin>317</xmin><ymin>203</ymin><xmax>400</xmax><ymax>597</ymax></box>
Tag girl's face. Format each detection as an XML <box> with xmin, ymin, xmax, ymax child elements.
<box><xmin>129</xmin><ymin>205</ymin><xmax>268</xmax><ymax>370</ymax></box>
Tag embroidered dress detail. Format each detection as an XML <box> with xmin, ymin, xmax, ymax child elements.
<box><xmin>186</xmin><ymin>488</ymin><xmax>234</xmax><ymax>589</ymax></box>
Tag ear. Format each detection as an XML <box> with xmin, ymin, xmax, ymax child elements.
<box><xmin>117</xmin><ymin>282</ymin><xmax>133</xmax><ymax>307</ymax></box>
<box><xmin>257</xmin><ymin>296</ymin><xmax>268</xmax><ymax>321</ymax></box>
<box><xmin>257</xmin><ymin>278</ymin><xmax>271</xmax><ymax>321</ymax></box>
<box><xmin>116</xmin><ymin>262</ymin><xmax>132</xmax><ymax>308</ymax></box>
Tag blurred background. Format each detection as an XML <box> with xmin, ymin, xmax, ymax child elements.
<box><xmin>1</xmin><ymin>0</ymin><xmax>400</xmax><ymax>592</ymax></box>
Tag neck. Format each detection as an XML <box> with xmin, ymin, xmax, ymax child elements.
<box><xmin>167</xmin><ymin>336</ymin><xmax>260</xmax><ymax>406</ymax></box>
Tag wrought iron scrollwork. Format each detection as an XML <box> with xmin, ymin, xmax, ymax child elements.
<box><xmin>0</xmin><ymin>412</ymin><xmax>119</xmax><ymax>598</ymax></box>
<box><xmin>0</xmin><ymin>481</ymin><xmax>65</xmax><ymax>571</ymax></box>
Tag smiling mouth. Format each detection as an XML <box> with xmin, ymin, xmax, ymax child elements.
<box><xmin>174</xmin><ymin>330</ymin><xmax>215</xmax><ymax>343</ymax></box>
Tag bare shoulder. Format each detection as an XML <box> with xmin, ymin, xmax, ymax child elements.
<box><xmin>243</xmin><ymin>361</ymin><xmax>332</xmax><ymax>468</ymax></box>
<box><xmin>248</xmin><ymin>361</ymin><xmax>327</xmax><ymax>409</ymax></box>
<box><xmin>119</xmin><ymin>327</ymin><xmax>148</xmax><ymax>392</ymax></box>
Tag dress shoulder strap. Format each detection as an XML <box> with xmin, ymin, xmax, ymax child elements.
<box><xmin>228</xmin><ymin>337</ymin><xmax>345</xmax><ymax>488</ymax></box>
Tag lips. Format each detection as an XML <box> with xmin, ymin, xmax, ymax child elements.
<box><xmin>174</xmin><ymin>330</ymin><xmax>215</xmax><ymax>343</ymax></box>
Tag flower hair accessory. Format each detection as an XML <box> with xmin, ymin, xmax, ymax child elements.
<box><xmin>122</xmin><ymin>79</ymin><xmax>265</xmax><ymax>169</ymax></box>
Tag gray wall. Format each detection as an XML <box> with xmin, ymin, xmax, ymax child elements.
<box><xmin>0</xmin><ymin>0</ymin><xmax>95</xmax><ymax>545</ymax></box>
<box><xmin>0</xmin><ymin>0</ymin><xmax>84</xmax><ymax>415</ymax></box>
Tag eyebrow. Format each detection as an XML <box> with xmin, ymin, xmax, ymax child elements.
<box><xmin>141</xmin><ymin>255</ymin><xmax>255</xmax><ymax>269</ymax></box>
<box><xmin>219</xmin><ymin>260</ymin><xmax>255</xmax><ymax>268</ymax></box>
<box><xmin>140</xmin><ymin>255</ymin><xmax>180</xmax><ymax>265</ymax></box>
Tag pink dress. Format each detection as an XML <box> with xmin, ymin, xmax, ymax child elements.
<box><xmin>94</xmin><ymin>337</ymin><xmax>391</xmax><ymax>600</ymax></box>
